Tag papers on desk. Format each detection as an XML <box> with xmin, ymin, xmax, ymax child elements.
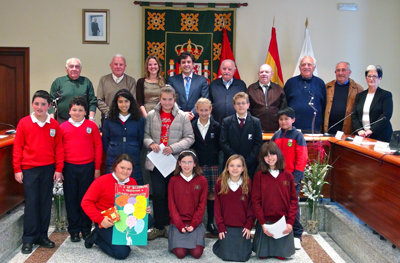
<box><xmin>147</xmin><ymin>144</ymin><xmax>177</xmax><ymax>178</ymax></box>
<box><xmin>0</xmin><ymin>135</ymin><xmax>8</xmax><ymax>139</ymax></box>
<box><xmin>264</xmin><ymin>216</ymin><xmax>289</xmax><ymax>240</ymax></box>
<box><xmin>304</xmin><ymin>133</ymin><xmax>324</xmax><ymax>137</ymax></box>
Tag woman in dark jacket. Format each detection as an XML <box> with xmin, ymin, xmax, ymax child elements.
<box><xmin>352</xmin><ymin>65</ymin><xmax>393</xmax><ymax>142</ymax></box>
<box><xmin>102</xmin><ymin>89</ymin><xmax>145</xmax><ymax>184</ymax></box>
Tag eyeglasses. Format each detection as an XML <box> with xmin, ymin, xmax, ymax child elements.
<box><xmin>367</xmin><ymin>75</ymin><xmax>378</xmax><ymax>79</ymax></box>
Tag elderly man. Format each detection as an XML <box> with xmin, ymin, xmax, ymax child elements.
<box><xmin>97</xmin><ymin>54</ymin><xmax>136</xmax><ymax>121</ymax></box>
<box><xmin>209</xmin><ymin>59</ymin><xmax>247</xmax><ymax>124</ymax></box>
<box><xmin>284</xmin><ymin>56</ymin><xmax>326</xmax><ymax>133</ymax></box>
<box><xmin>167</xmin><ymin>51</ymin><xmax>208</xmax><ymax>120</ymax></box>
<box><xmin>49</xmin><ymin>58</ymin><xmax>97</xmax><ymax>124</ymax></box>
<box><xmin>248</xmin><ymin>64</ymin><xmax>287</xmax><ymax>132</ymax></box>
<box><xmin>324</xmin><ymin>62</ymin><xmax>363</xmax><ymax>134</ymax></box>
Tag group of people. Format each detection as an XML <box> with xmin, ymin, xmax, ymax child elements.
<box><xmin>12</xmin><ymin>50</ymin><xmax>393</xmax><ymax>260</ymax></box>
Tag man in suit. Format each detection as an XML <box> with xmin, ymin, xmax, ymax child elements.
<box><xmin>248</xmin><ymin>63</ymin><xmax>287</xmax><ymax>132</ymax></box>
<box><xmin>167</xmin><ymin>51</ymin><xmax>208</xmax><ymax>120</ymax></box>
<box><xmin>220</xmin><ymin>92</ymin><xmax>262</xmax><ymax>178</ymax></box>
<box><xmin>209</xmin><ymin>59</ymin><xmax>247</xmax><ymax>124</ymax></box>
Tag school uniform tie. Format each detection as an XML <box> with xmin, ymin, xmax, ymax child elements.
<box><xmin>238</xmin><ymin>117</ymin><xmax>245</xmax><ymax>128</ymax></box>
<box><xmin>185</xmin><ymin>76</ymin><xmax>191</xmax><ymax>100</ymax></box>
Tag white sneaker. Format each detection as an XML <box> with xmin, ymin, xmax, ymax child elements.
<box><xmin>294</xmin><ymin>237</ymin><xmax>302</xmax><ymax>250</ymax></box>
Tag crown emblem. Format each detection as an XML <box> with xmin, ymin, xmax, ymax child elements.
<box><xmin>175</xmin><ymin>39</ymin><xmax>204</xmax><ymax>60</ymax></box>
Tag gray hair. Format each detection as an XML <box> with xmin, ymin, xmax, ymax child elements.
<box><xmin>65</xmin><ymin>58</ymin><xmax>81</xmax><ymax>68</ymax></box>
<box><xmin>336</xmin><ymin>61</ymin><xmax>351</xmax><ymax>71</ymax></box>
<box><xmin>220</xmin><ymin>59</ymin><xmax>236</xmax><ymax>70</ymax></box>
<box><xmin>300</xmin><ymin>56</ymin><xmax>316</xmax><ymax>66</ymax></box>
<box><xmin>111</xmin><ymin>54</ymin><xmax>126</xmax><ymax>64</ymax></box>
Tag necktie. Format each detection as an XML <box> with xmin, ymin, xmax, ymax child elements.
<box><xmin>264</xmin><ymin>85</ymin><xmax>269</xmax><ymax>106</ymax></box>
<box><xmin>239</xmin><ymin>118</ymin><xmax>245</xmax><ymax>128</ymax></box>
<box><xmin>185</xmin><ymin>76</ymin><xmax>191</xmax><ymax>100</ymax></box>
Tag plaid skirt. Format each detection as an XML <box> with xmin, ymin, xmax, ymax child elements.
<box><xmin>201</xmin><ymin>165</ymin><xmax>219</xmax><ymax>192</ymax></box>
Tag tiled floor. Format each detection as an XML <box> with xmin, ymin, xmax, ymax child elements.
<box><xmin>7</xmin><ymin>230</ymin><xmax>351</xmax><ymax>263</ymax></box>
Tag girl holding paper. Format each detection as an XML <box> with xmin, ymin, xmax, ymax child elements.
<box><xmin>144</xmin><ymin>86</ymin><xmax>194</xmax><ymax>240</ymax></box>
<box><xmin>212</xmin><ymin>154</ymin><xmax>254</xmax><ymax>262</ymax></box>
<box><xmin>252</xmin><ymin>141</ymin><xmax>298</xmax><ymax>259</ymax></box>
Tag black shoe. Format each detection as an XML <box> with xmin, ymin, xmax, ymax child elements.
<box><xmin>84</xmin><ymin>230</ymin><xmax>95</xmax><ymax>249</ymax></box>
<box><xmin>35</xmin><ymin>237</ymin><xmax>55</xmax><ymax>248</ymax></box>
<box><xmin>70</xmin><ymin>233</ymin><xmax>80</xmax><ymax>242</ymax></box>
<box><xmin>81</xmin><ymin>231</ymin><xmax>91</xmax><ymax>240</ymax></box>
<box><xmin>207</xmin><ymin>223</ymin><xmax>218</xmax><ymax>236</ymax></box>
<box><xmin>21</xmin><ymin>242</ymin><xmax>33</xmax><ymax>254</ymax></box>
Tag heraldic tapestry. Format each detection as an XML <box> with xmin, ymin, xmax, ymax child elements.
<box><xmin>143</xmin><ymin>7</ymin><xmax>236</xmax><ymax>83</ymax></box>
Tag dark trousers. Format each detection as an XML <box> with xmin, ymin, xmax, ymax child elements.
<box><xmin>294</xmin><ymin>183</ymin><xmax>304</xmax><ymax>238</ymax></box>
<box><xmin>93</xmin><ymin>225</ymin><xmax>131</xmax><ymax>260</ymax></box>
<box><xmin>22</xmin><ymin>164</ymin><xmax>54</xmax><ymax>243</ymax></box>
<box><xmin>150</xmin><ymin>168</ymin><xmax>172</xmax><ymax>230</ymax></box>
<box><xmin>63</xmin><ymin>162</ymin><xmax>94</xmax><ymax>234</ymax></box>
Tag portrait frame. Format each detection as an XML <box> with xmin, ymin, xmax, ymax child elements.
<box><xmin>82</xmin><ymin>9</ymin><xmax>110</xmax><ymax>44</ymax></box>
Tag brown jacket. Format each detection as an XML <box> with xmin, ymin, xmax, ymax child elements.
<box><xmin>324</xmin><ymin>78</ymin><xmax>363</xmax><ymax>134</ymax></box>
<box><xmin>248</xmin><ymin>81</ymin><xmax>287</xmax><ymax>132</ymax></box>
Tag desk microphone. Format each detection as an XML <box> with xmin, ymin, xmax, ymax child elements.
<box><xmin>345</xmin><ymin>116</ymin><xmax>386</xmax><ymax>141</ymax></box>
<box><xmin>324</xmin><ymin>112</ymin><xmax>354</xmax><ymax>136</ymax></box>
<box><xmin>0</xmin><ymin>122</ymin><xmax>16</xmax><ymax>134</ymax></box>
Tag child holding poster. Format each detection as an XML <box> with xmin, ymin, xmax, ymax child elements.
<box><xmin>168</xmin><ymin>150</ymin><xmax>207</xmax><ymax>259</ymax></box>
<box><xmin>212</xmin><ymin>154</ymin><xmax>254</xmax><ymax>262</ymax></box>
<box><xmin>251</xmin><ymin>142</ymin><xmax>298</xmax><ymax>259</ymax></box>
<box><xmin>81</xmin><ymin>154</ymin><xmax>150</xmax><ymax>260</ymax></box>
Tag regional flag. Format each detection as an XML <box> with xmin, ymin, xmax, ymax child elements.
<box><xmin>293</xmin><ymin>18</ymin><xmax>318</xmax><ymax>76</ymax></box>
<box><xmin>265</xmin><ymin>26</ymin><xmax>284</xmax><ymax>87</ymax></box>
<box><xmin>218</xmin><ymin>28</ymin><xmax>241</xmax><ymax>80</ymax></box>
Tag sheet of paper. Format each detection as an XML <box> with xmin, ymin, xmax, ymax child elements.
<box><xmin>0</xmin><ymin>135</ymin><xmax>8</xmax><ymax>139</ymax></box>
<box><xmin>265</xmin><ymin>216</ymin><xmax>289</xmax><ymax>240</ymax></box>
<box><xmin>147</xmin><ymin>144</ymin><xmax>177</xmax><ymax>177</ymax></box>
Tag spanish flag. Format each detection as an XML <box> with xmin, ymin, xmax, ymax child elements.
<box><xmin>265</xmin><ymin>26</ymin><xmax>284</xmax><ymax>87</ymax></box>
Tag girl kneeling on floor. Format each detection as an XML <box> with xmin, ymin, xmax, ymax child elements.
<box><xmin>252</xmin><ymin>141</ymin><xmax>298</xmax><ymax>260</ymax></box>
<box><xmin>168</xmin><ymin>150</ymin><xmax>208</xmax><ymax>259</ymax></box>
<box><xmin>212</xmin><ymin>154</ymin><xmax>254</xmax><ymax>262</ymax></box>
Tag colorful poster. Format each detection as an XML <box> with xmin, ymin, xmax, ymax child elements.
<box><xmin>112</xmin><ymin>184</ymin><xmax>149</xmax><ymax>245</ymax></box>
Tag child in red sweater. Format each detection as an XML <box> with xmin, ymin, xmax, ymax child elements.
<box><xmin>213</xmin><ymin>154</ymin><xmax>254</xmax><ymax>262</ymax></box>
<box><xmin>168</xmin><ymin>150</ymin><xmax>207</xmax><ymax>259</ymax></box>
<box><xmin>13</xmin><ymin>90</ymin><xmax>64</xmax><ymax>254</ymax></box>
<box><xmin>252</xmin><ymin>141</ymin><xmax>298</xmax><ymax>259</ymax></box>
<box><xmin>82</xmin><ymin>154</ymin><xmax>150</xmax><ymax>260</ymax></box>
<box><xmin>60</xmin><ymin>96</ymin><xmax>102</xmax><ymax>242</ymax></box>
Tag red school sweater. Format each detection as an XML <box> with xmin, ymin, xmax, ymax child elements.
<box><xmin>60</xmin><ymin>120</ymin><xmax>103</xmax><ymax>170</ymax></box>
<box><xmin>81</xmin><ymin>173</ymin><xmax>137</xmax><ymax>224</ymax></box>
<box><xmin>214</xmin><ymin>179</ymin><xmax>254</xmax><ymax>233</ymax></box>
<box><xmin>13</xmin><ymin>116</ymin><xmax>64</xmax><ymax>173</ymax></box>
<box><xmin>168</xmin><ymin>174</ymin><xmax>207</xmax><ymax>231</ymax></box>
<box><xmin>251</xmin><ymin>170</ymin><xmax>298</xmax><ymax>226</ymax></box>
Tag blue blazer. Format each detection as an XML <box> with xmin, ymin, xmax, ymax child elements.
<box><xmin>352</xmin><ymin>87</ymin><xmax>393</xmax><ymax>142</ymax></box>
<box><xmin>167</xmin><ymin>73</ymin><xmax>209</xmax><ymax>114</ymax></box>
<box><xmin>102</xmin><ymin>116</ymin><xmax>145</xmax><ymax>182</ymax></box>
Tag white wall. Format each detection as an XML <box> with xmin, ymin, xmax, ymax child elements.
<box><xmin>1</xmin><ymin>0</ymin><xmax>399</xmax><ymax>128</ymax></box>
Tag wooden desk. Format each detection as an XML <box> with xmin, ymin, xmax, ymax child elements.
<box><xmin>0</xmin><ymin>130</ymin><xmax>24</xmax><ymax>217</ymax></box>
<box><xmin>329</xmin><ymin>137</ymin><xmax>400</xmax><ymax>247</ymax></box>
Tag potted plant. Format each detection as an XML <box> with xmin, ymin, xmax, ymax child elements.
<box><xmin>53</xmin><ymin>179</ymin><xmax>67</xmax><ymax>232</ymax></box>
<box><xmin>301</xmin><ymin>141</ymin><xmax>332</xmax><ymax>234</ymax></box>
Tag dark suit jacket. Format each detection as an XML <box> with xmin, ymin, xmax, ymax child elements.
<box><xmin>248</xmin><ymin>81</ymin><xmax>287</xmax><ymax>132</ymax></box>
<box><xmin>220</xmin><ymin>112</ymin><xmax>262</xmax><ymax>178</ymax></box>
<box><xmin>192</xmin><ymin>117</ymin><xmax>221</xmax><ymax>166</ymax></box>
<box><xmin>352</xmin><ymin>87</ymin><xmax>393</xmax><ymax>142</ymax></box>
<box><xmin>167</xmin><ymin>73</ymin><xmax>208</xmax><ymax>114</ymax></box>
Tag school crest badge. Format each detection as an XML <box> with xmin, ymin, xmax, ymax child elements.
<box><xmin>210</xmin><ymin>132</ymin><xmax>215</xmax><ymax>139</ymax></box>
<box><xmin>50</xmin><ymin>129</ymin><xmax>56</xmax><ymax>137</ymax></box>
<box><xmin>283</xmin><ymin>180</ymin><xmax>290</xmax><ymax>186</ymax></box>
<box><xmin>240</xmin><ymin>195</ymin><xmax>246</xmax><ymax>201</ymax></box>
<box><xmin>288</xmin><ymin>139</ymin><xmax>293</xmax><ymax>147</ymax></box>
<box><xmin>248</xmin><ymin>134</ymin><xmax>253</xmax><ymax>140</ymax></box>
<box><xmin>194</xmin><ymin>184</ymin><xmax>201</xmax><ymax>190</ymax></box>
<box><xmin>87</xmin><ymin>127</ymin><xmax>92</xmax><ymax>134</ymax></box>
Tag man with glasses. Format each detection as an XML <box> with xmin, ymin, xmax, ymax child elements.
<box><xmin>324</xmin><ymin>62</ymin><xmax>363</xmax><ymax>134</ymax></box>
<box><xmin>284</xmin><ymin>56</ymin><xmax>326</xmax><ymax>133</ymax></box>
<box><xmin>248</xmin><ymin>64</ymin><xmax>287</xmax><ymax>132</ymax></box>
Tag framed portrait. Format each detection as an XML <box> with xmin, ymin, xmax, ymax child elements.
<box><xmin>82</xmin><ymin>9</ymin><xmax>109</xmax><ymax>44</ymax></box>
